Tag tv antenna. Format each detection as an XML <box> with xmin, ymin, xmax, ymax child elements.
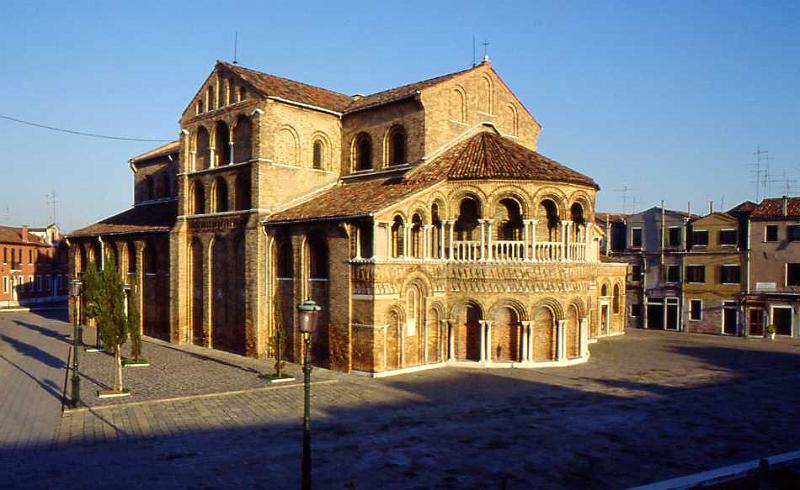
<box><xmin>45</xmin><ymin>190</ymin><xmax>58</xmax><ymax>224</ymax></box>
<box><xmin>770</xmin><ymin>170</ymin><xmax>799</xmax><ymax>197</ymax></box>
<box><xmin>747</xmin><ymin>145</ymin><xmax>769</xmax><ymax>201</ymax></box>
<box><xmin>233</xmin><ymin>31</ymin><xmax>239</xmax><ymax>64</ymax></box>
<box><xmin>614</xmin><ymin>185</ymin><xmax>638</xmax><ymax>214</ymax></box>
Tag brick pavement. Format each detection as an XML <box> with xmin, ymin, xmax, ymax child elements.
<box><xmin>3</xmin><ymin>312</ymin><xmax>800</xmax><ymax>489</ymax></box>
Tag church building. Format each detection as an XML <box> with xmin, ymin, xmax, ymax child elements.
<box><xmin>68</xmin><ymin>57</ymin><xmax>627</xmax><ymax>375</ymax></box>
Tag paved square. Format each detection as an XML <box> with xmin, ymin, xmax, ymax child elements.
<box><xmin>2</xmin><ymin>311</ymin><xmax>800</xmax><ymax>489</ymax></box>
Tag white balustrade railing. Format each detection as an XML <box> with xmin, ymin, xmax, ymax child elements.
<box><xmin>493</xmin><ymin>240</ymin><xmax>525</xmax><ymax>261</ymax></box>
<box><xmin>533</xmin><ymin>241</ymin><xmax>563</xmax><ymax>262</ymax></box>
<box><xmin>567</xmin><ymin>243</ymin><xmax>587</xmax><ymax>262</ymax></box>
<box><xmin>452</xmin><ymin>240</ymin><xmax>482</xmax><ymax>261</ymax></box>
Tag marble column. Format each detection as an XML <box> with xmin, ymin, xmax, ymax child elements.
<box><xmin>557</xmin><ymin>320</ymin><xmax>567</xmax><ymax>361</ymax></box>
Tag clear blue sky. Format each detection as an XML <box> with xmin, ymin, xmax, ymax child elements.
<box><xmin>1</xmin><ymin>0</ymin><xmax>798</xmax><ymax>232</ymax></box>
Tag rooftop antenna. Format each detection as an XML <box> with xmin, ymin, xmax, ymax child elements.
<box><xmin>614</xmin><ymin>185</ymin><xmax>637</xmax><ymax>214</ymax></box>
<box><xmin>233</xmin><ymin>31</ymin><xmax>239</xmax><ymax>64</ymax></box>
<box><xmin>472</xmin><ymin>35</ymin><xmax>476</xmax><ymax>67</ymax></box>
<box><xmin>45</xmin><ymin>190</ymin><xmax>57</xmax><ymax>224</ymax></box>
<box><xmin>748</xmin><ymin>145</ymin><xmax>769</xmax><ymax>201</ymax></box>
<box><xmin>770</xmin><ymin>169</ymin><xmax>799</xmax><ymax>197</ymax></box>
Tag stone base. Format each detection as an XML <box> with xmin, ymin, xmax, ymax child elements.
<box><xmin>97</xmin><ymin>389</ymin><xmax>131</xmax><ymax>399</ymax></box>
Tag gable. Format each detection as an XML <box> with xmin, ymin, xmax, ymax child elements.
<box><xmin>691</xmin><ymin>212</ymin><xmax>737</xmax><ymax>227</ymax></box>
<box><xmin>179</xmin><ymin>64</ymin><xmax>261</xmax><ymax>122</ymax></box>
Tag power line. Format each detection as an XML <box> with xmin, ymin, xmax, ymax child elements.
<box><xmin>0</xmin><ymin>114</ymin><xmax>171</xmax><ymax>142</ymax></box>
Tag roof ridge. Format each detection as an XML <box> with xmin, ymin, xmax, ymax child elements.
<box><xmin>220</xmin><ymin>61</ymin><xmax>353</xmax><ymax>100</ymax></box>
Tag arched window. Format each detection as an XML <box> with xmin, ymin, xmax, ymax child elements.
<box><xmin>407</xmin><ymin>286</ymin><xmax>420</xmax><ymax>332</ymax></box>
<box><xmin>505</xmin><ymin>104</ymin><xmax>518</xmax><ymax>136</ymax></box>
<box><xmin>312</xmin><ymin>140</ymin><xmax>324</xmax><ymax>170</ymax></box>
<box><xmin>391</xmin><ymin>216</ymin><xmax>404</xmax><ymax>258</ymax></box>
<box><xmin>219</xmin><ymin>79</ymin><xmax>228</xmax><ymax>106</ymax></box>
<box><xmin>539</xmin><ymin>199</ymin><xmax>561</xmax><ymax>241</ymax></box>
<box><xmin>354</xmin><ymin>133</ymin><xmax>372</xmax><ymax>171</ymax></box>
<box><xmin>613</xmin><ymin>284</ymin><xmax>621</xmax><ymax>313</ymax></box>
<box><xmin>455</xmin><ymin>197</ymin><xmax>481</xmax><ymax>240</ymax></box>
<box><xmin>215</xmin><ymin>121</ymin><xmax>231</xmax><ymax>166</ymax></box>
<box><xmin>387</xmin><ymin>126</ymin><xmax>406</xmax><ymax>166</ymax></box>
<box><xmin>571</xmin><ymin>202</ymin><xmax>585</xmax><ymax>240</ymax></box>
<box><xmin>214</xmin><ymin>178</ymin><xmax>228</xmax><ymax>213</ymax></box>
<box><xmin>306</xmin><ymin>233</ymin><xmax>329</xmax><ymax>279</ymax></box>
<box><xmin>233</xmin><ymin>115</ymin><xmax>252</xmax><ymax>163</ymax></box>
<box><xmin>496</xmin><ymin>198</ymin><xmax>523</xmax><ymax>241</ymax></box>
<box><xmin>238</xmin><ymin>86</ymin><xmax>247</xmax><ymax>102</ymax></box>
<box><xmin>193</xmin><ymin>182</ymin><xmax>205</xmax><ymax>214</ymax></box>
<box><xmin>276</xmin><ymin>239</ymin><xmax>293</xmax><ymax>278</ymax></box>
<box><xmin>127</xmin><ymin>242</ymin><xmax>137</xmax><ymax>275</ymax></box>
<box><xmin>411</xmin><ymin>213</ymin><xmax>423</xmax><ymax>258</ymax></box>
<box><xmin>196</xmin><ymin>100</ymin><xmax>204</xmax><ymax>114</ymax></box>
<box><xmin>449</xmin><ymin>88</ymin><xmax>466</xmax><ymax>122</ymax></box>
<box><xmin>480</xmin><ymin>76</ymin><xmax>493</xmax><ymax>114</ymax></box>
<box><xmin>195</xmin><ymin>127</ymin><xmax>210</xmax><ymax>170</ymax></box>
<box><xmin>207</xmin><ymin>86</ymin><xmax>215</xmax><ymax>111</ymax></box>
<box><xmin>601</xmin><ymin>283</ymin><xmax>609</xmax><ymax>297</ymax></box>
<box><xmin>235</xmin><ymin>172</ymin><xmax>251</xmax><ymax>210</ymax></box>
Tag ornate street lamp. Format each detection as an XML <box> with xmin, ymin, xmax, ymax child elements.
<box><xmin>297</xmin><ymin>298</ymin><xmax>321</xmax><ymax>490</ymax></box>
<box><xmin>70</xmin><ymin>279</ymin><xmax>83</xmax><ymax>408</ymax></box>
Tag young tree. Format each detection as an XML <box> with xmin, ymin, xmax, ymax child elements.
<box><xmin>83</xmin><ymin>261</ymin><xmax>131</xmax><ymax>393</ymax></box>
<box><xmin>270</xmin><ymin>294</ymin><xmax>287</xmax><ymax>378</ymax></box>
<box><xmin>127</xmin><ymin>284</ymin><xmax>143</xmax><ymax>362</ymax></box>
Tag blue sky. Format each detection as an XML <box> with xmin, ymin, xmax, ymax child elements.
<box><xmin>1</xmin><ymin>0</ymin><xmax>798</xmax><ymax>231</ymax></box>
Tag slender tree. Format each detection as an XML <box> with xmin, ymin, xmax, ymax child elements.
<box><xmin>83</xmin><ymin>261</ymin><xmax>131</xmax><ymax>393</ymax></box>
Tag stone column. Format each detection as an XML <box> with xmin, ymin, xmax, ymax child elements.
<box><xmin>528</xmin><ymin>322</ymin><xmax>535</xmax><ymax>362</ymax></box>
<box><xmin>423</xmin><ymin>320</ymin><xmax>429</xmax><ymax>364</ymax></box>
<box><xmin>530</xmin><ymin>219</ymin><xmax>538</xmax><ymax>262</ymax></box>
<box><xmin>478</xmin><ymin>219</ymin><xmax>487</xmax><ymax>262</ymax></box>
<box><xmin>447</xmin><ymin>320</ymin><xmax>455</xmax><ymax>361</ymax></box>
<box><xmin>485</xmin><ymin>321</ymin><xmax>493</xmax><ymax>362</ymax></box>
<box><xmin>372</xmin><ymin>221</ymin><xmax>380</xmax><ymax>260</ymax></box>
<box><xmin>447</xmin><ymin>220</ymin><xmax>455</xmax><ymax>261</ymax></box>
<box><xmin>563</xmin><ymin>220</ymin><xmax>573</xmax><ymax>261</ymax></box>
<box><xmin>479</xmin><ymin>320</ymin><xmax>486</xmax><ymax>362</ymax></box>
<box><xmin>438</xmin><ymin>221</ymin><xmax>445</xmax><ymax>260</ymax></box>
<box><xmin>209</xmin><ymin>147</ymin><xmax>216</xmax><ymax>168</ymax></box>
<box><xmin>523</xmin><ymin>220</ymin><xmax>531</xmax><ymax>261</ymax></box>
<box><xmin>403</xmin><ymin>224</ymin><xmax>409</xmax><ymax>258</ymax></box>
<box><xmin>423</xmin><ymin>224</ymin><xmax>432</xmax><ymax>259</ymax></box>
<box><xmin>557</xmin><ymin>320</ymin><xmax>567</xmax><ymax>361</ymax></box>
<box><xmin>190</xmin><ymin>150</ymin><xmax>197</xmax><ymax>172</ymax></box>
<box><xmin>580</xmin><ymin>317</ymin><xmax>589</xmax><ymax>357</ymax></box>
<box><xmin>486</xmin><ymin>219</ymin><xmax>495</xmax><ymax>261</ymax></box>
<box><xmin>519</xmin><ymin>321</ymin><xmax>529</xmax><ymax>362</ymax></box>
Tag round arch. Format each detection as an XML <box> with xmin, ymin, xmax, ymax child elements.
<box><xmin>530</xmin><ymin>297</ymin><xmax>565</xmax><ymax>321</ymax></box>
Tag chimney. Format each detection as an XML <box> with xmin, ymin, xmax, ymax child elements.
<box><xmin>21</xmin><ymin>225</ymin><xmax>28</xmax><ymax>242</ymax></box>
<box><xmin>783</xmin><ymin>195</ymin><xmax>788</xmax><ymax>217</ymax></box>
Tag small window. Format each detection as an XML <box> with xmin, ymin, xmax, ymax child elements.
<box><xmin>788</xmin><ymin>263</ymin><xmax>800</xmax><ymax>286</ymax></box>
<box><xmin>766</xmin><ymin>225</ymin><xmax>779</xmax><ymax>242</ymax></box>
<box><xmin>686</xmin><ymin>265</ymin><xmax>705</xmax><ymax>283</ymax></box>
<box><xmin>720</xmin><ymin>265</ymin><xmax>741</xmax><ymax>285</ymax></box>
<box><xmin>666</xmin><ymin>265</ymin><xmax>680</xmax><ymax>283</ymax></box>
<box><xmin>312</xmin><ymin>140</ymin><xmax>324</xmax><ymax>170</ymax></box>
<box><xmin>354</xmin><ymin>133</ymin><xmax>372</xmax><ymax>171</ymax></box>
<box><xmin>689</xmin><ymin>299</ymin><xmax>702</xmax><ymax>321</ymax></box>
<box><xmin>668</xmin><ymin>227</ymin><xmax>681</xmax><ymax>247</ymax></box>
<box><xmin>388</xmin><ymin>126</ymin><xmax>406</xmax><ymax>166</ymax></box>
<box><xmin>693</xmin><ymin>230</ymin><xmax>709</xmax><ymax>247</ymax></box>
<box><xmin>2</xmin><ymin>276</ymin><xmax>7</xmax><ymax>293</ymax></box>
<box><xmin>631</xmin><ymin>264</ymin><xmax>642</xmax><ymax>282</ymax></box>
<box><xmin>197</xmin><ymin>100</ymin><xmax>204</xmax><ymax>114</ymax></box>
<box><xmin>788</xmin><ymin>225</ymin><xmax>800</xmax><ymax>242</ymax></box>
<box><xmin>630</xmin><ymin>304</ymin><xmax>641</xmax><ymax>317</ymax></box>
<box><xmin>719</xmin><ymin>229</ymin><xmax>737</xmax><ymax>246</ymax></box>
<box><xmin>631</xmin><ymin>228</ymin><xmax>642</xmax><ymax>248</ymax></box>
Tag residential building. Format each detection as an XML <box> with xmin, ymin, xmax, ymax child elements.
<box><xmin>743</xmin><ymin>196</ymin><xmax>800</xmax><ymax>337</ymax></box>
<box><xmin>69</xmin><ymin>59</ymin><xmax>627</xmax><ymax>375</ymax></box>
<box><xmin>1</xmin><ymin>224</ymin><xmax>68</xmax><ymax>307</ymax></box>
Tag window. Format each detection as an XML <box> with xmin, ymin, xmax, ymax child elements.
<box><xmin>788</xmin><ymin>263</ymin><xmax>800</xmax><ymax>286</ymax></box>
<box><xmin>312</xmin><ymin>140</ymin><xmax>324</xmax><ymax>170</ymax></box>
<box><xmin>387</xmin><ymin>126</ymin><xmax>406</xmax><ymax>166</ymax></box>
<box><xmin>631</xmin><ymin>264</ymin><xmax>642</xmax><ymax>282</ymax></box>
<box><xmin>693</xmin><ymin>230</ymin><xmax>708</xmax><ymax>247</ymax></box>
<box><xmin>689</xmin><ymin>299</ymin><xmax>702</xmax><ymax>320</ymax></box>
<box><xmin>2</xmin><ymin>247</ymin><xmax>5</xmax><ymax>263</ymax></box>
<box><xmin>354</xmin><ymin>133</ymin><xmax>372</xmax><ymax>171</ymax></box>
<box><xmin>766</xmin><ymin>225</ymin><xmax>779</xmax><ymax>242</ymax></box>
<box><xmin>631</xmin><ymin>228</ymin><xmax>642</xmax><ymax>248</ymax></box>
<box><xmin>28</xmin><ymin>249</ymin><xmax>32</xmax><ymax>264</ymax></box>
<box><xmin>666</xmin><ymin>265</ymin><xmax>680</xmax><ymax>283</ymax></box>
<box><xmin>720</xmin><ymin>265</ymin><xmax>741</xmax><ymax>284</ymax></box>
<box><xmin>2</xmin><ymin>276</ymin><xmax>7</xmax><ymax>294</ymax></box>
<box><xmin>686</xmin><ymin>265</ymin><xmax>705</xmax><ymax>283</ymax></box>
<box><xmin>719</xmin><ymin>229</ymin><xmax>737</xmax><ymax>246</ymax></box>
<box><xmin>788</xmin><ymin>225</ymin><xmax>800</xmax><ymax>242</ymax></box>
<box><xmin>668</xmin><ymin>227</ymin><xmax>681</xmax><ymax>247</ymax></box>
<box><xmin>630</xmin><ymin>304</ymin><xmax>641</xmax><ymax>317</ymax></box>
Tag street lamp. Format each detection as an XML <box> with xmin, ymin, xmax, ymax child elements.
<box><xmin>70</xmin><ymin>279</ymin><xmax>83</xmax><ymax>408</ymax></box>
<box><xmin>297</xmin><ymin>298</ymin><xmax>321</xmax><ymax>490</ymax></box>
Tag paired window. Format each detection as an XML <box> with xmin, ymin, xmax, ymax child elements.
<box><xmin>719</xmin><ymin>229</ymin><xmax>737</xmax><ymax>246</ymax></box>
<box><xmin>720</xmin><ymin>265</ymin><xmax>741</xmax><ymax>285</ymax></box>
<box><xmin>631</xmin><ymin>228</ymin><xmax>642</xmax><ymax>248</ymax></box>
<box><xmin>788</xmin><ymin>225</ymin><xmax>800</xmax><ymax>242</ymax></box>
<box><xmin>668</xmin><ymin>227</ymin><xmax>681</xmax><ymax>247</ymax></box>
<box><xmin>689</xmin><ymin>299</ymin><xmax>702</xmax><ymax>321</ymax></box>
<box><xmin>686</xmin><ymin>265</ymin><xmax>705</xmax><ymax>283</ymax></box>
<box><xmin>766</xmin><ymin>225</ymin><xmax>779</xmax><ymax>242</ymax></box>
<box><xmin>788</xmin><ymin>263</ymin><xmax>800</xmax><ymax>287</ymax></box>
<box><xmin>692</xmin><ymin>230</ymin><xmax>709</xmax><ymax>247</ymax></box>
<box><xmin>666</xmin><ymin>265</ymin><xmax>680</xmax><ymax>283</ymax></box>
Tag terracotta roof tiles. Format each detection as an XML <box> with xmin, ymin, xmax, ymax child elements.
<box><xmin>68</xmin><ymin>200</ymin><xmax>177</xmax><ymax>238</ymax></box>
<box><xmin>750</xmin><ymin>197</ymin><xmax>800</xmax><ymax>219</ymax></box>
<box><xmin>0</xmin><ymin>226</ymin><xmax>48</xmax><ymax>245</ymax></box>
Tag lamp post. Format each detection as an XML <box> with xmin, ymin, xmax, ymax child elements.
<box><xmin>297</xmin><ymin>299</ymin><xmax>321</xmax><ymax>490</ymax></box>
<box><xmin>70</xmin><ymin>279</ymin><xmax>83</xmax><ymax>408</ymax></box>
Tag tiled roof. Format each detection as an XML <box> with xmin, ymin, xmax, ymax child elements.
<box><xmin>595</xmin><ymin>212</ymin><xmax>627</xmax><ymax>224</ymax></box>
<box><xmin>130</xmin><ymin>140</ymin><xmax>179</xmax><ymax>164</ymax></box>
<box><xmin>727</xmin><ymin>200</ymin><xmax>757</xmax><ymax>214</ymax></box>
<box><xmin>221</xmin><ymin>61</ymin><xmax>481</xmax><ymax>114</ymax></box>
<box><xmin>0</xmin><ymin>226</ymin><xmax>48</xmax><ymax>245</ymax></box>
<box><xmin>68</xmin><ymin>200</ymin><xmax>177</xmax><ymax>238</ymax></box>
<box><xmin>222</xmin><ymin>62</ymin><xmax>354</xmax><ymax>113</ymax></box>
<box><xmin>750</xmin><ymin>197</ymin><xmax>800</xmax><ymax>220</ymax></box>
<box><xmin>267</xmin><ymin>131</ymin><xmax>597</xmax><ymax>223</ymax></box>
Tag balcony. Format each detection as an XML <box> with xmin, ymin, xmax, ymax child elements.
<box><xmin>450</xmin><ymin>239</ymin><xmax>590</xmax><ymax>263</ymax></box>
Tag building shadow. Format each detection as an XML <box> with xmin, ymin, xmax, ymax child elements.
<box><xmin>13</xmin><ymin>320</ymin><xmax>71</xmax><ymax>344</ymax></box>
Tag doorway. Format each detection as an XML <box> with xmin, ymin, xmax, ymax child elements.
<box><xmin>772</xmin><ymin>307</ymin><xmax>793</xmax><ymax>336</ymax></box>
<box><xmin>722</xmin><ymin>301</ymin><xmax>737</xmax><ymax>335</ymax></box>
<box><xmin>666</xmin><ymin>298</ymin><xmax>680</xmax><ymax>331</ymax></box>
<box><xmin>748</xmin><ymin>308</ymin><xmax>764</xmax><ymax>337</ymax></box>
<box><xmin>647</xmin><ymin>299</ymin><xmax>664</xmax><ymax>329</ymax></box>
